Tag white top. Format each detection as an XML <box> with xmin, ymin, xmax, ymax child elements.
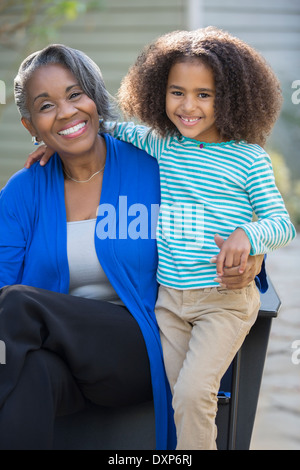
<box><xmin>67</xmin><ymin>218</ymin><xmax>124</xmax><ymax>305</ymax></box>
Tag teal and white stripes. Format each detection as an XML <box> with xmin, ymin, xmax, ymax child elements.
<box><xmin>110</xmin><ymin>122</ymin><xmax>296</xmax><ymax>289</ymax></box>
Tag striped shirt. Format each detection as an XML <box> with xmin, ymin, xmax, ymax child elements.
<box><xmin>110</xmin><ymin>122</ymin><xmax>296</xmax><ymax>289</ymax></box>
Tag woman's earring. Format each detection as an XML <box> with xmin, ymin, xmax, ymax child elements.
<box><xmin>98</xmin><ymin>117</ymin><xmax>104</xmax><ymax>135</ymax></box>
<box><xmin>32</xmin><ymin>136</ymin><xmax>44</xmax><ymax>146</ymax></box>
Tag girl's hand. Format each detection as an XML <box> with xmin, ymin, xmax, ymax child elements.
<box><xmin>24</xmin><ymin>145</ymin><xmax>55</xmax><ymax>169</ymax></box>
<box><xmin>214</xmin><ymin>229</ymin><xmax>251</xmax><ymax>276</ymax></box>
<box><xmin>211</xmin><ymin>234</ymin><xmax>263</xmax><ymax>289</ymax></box>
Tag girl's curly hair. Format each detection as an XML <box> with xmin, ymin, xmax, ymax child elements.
<box><xmin>117</xmin><ymin>27</ymin><xmax>282</xmax><ymax>147</ymax></box>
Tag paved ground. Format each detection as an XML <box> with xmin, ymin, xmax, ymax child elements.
<box><xmin>250</xmin><ymin>235</ymin><xmax>300</xmax><ymax>450</ymax></box>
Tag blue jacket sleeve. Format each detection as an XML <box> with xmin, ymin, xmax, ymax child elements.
<box><xmin>255</xmin><ymin>256</ymin><xmax>268</xmax><ymax>293</ymax></box>
<box><xmin>0</xmin><ymin>170</ymin><xmax>34</xmax><ymax>287</ymax></box>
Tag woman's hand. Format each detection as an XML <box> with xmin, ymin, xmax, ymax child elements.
<box><xmin>24</xmin><ymin>145</ymin><xmax>54</xmax><ymax>169</ymax></box>
<box><xmin>211</xmin><ymin>234</ymin><xmax>264</xmax><ymax>289</ymax></box>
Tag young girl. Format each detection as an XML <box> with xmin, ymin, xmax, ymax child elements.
<box><xmin>108</xmin><ymin>27</ymin><xmax>296</xmax><ymax>450</ymax></box>
<box><xmin>27</xmin><ymin>28</ymin><xmax>296</xmax><ymax>450</ymax></box>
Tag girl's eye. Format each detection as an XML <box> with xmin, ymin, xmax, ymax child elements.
<box><xmin>171</xmin><ymin>91</ymin><xmax>183</xmax><ymax>97</ymax></box>
<box><xmin>199</xmin><ymin>93</ymin><xmax>209</xmax><ymax>99</ymax></box>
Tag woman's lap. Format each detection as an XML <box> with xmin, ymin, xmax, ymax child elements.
<box><xmin>0</xmin><ymin>285</ymin><xmax>152</xmax><ymax>410</ymax></box>
<box><xmin>0</xmin><ymin>348</ymin><xmax>86</xmax><ymax>449</ymax></box>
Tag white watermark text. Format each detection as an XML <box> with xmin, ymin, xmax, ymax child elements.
<box><xmin>0</xmin><ymin>80</ymin><xmax>6</xmax><ymax>104</ymax></box>
<box><xmin>291</xmin><ymin>80</ymin><xmax>300</xmax><ymax>105</ymax></box>
<box><xmin>96</xmin><ymin>197</ymin><xmax>205</xmax><ymax>247</ymax></box>
<box><xmin>0</xmin><ymin>340</ymin><xmax>6</xmax><ymax>364</ymax></box>
<box><xmin>291</xmin><ymin>340</ymin><xmax>300</xmax><ymax>365</ymax></box>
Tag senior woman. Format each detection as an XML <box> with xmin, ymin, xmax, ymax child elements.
<box><xmin>0</xmin><ymin>44</ymin><xmax>264</xmax><ymax>450</ymax></box>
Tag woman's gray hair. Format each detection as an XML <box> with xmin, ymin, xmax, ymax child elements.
<box><xmin>14</xmin><ymin>44</ymin><xmax>118</xmax><ymax>132</ymax></box>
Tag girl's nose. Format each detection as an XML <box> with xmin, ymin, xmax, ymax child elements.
<box><xmin>182</xmin><ymin>96</ymin><xmax>197</xmax><ymax>113</ymax></box>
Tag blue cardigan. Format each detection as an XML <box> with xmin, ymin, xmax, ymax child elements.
<box><xmin>0</xmin><ymin>134</ymin><xmax>176</xmax><ymax>450</ymax></box>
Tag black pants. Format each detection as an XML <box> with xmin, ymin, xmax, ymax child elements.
<box><xmin>0</xmin><ymin>285</ymin><xmax>152</xmax><ymax>450</ymax></box>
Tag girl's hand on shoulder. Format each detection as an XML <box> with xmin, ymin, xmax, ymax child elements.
<box><xmin>214</xmin><ymin>229</ymin><xmax>251</xmax><ymax>276</ymax></box>
<box><xmin>24</xmin><ymin>145</ymin><xmax>55</xmax><ymax>169</ymax></box>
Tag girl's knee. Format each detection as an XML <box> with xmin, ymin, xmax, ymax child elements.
<box><xmin>173</xmin><ymin>379</ymin><xmax>218</xmax><ymax>414</ymax></box>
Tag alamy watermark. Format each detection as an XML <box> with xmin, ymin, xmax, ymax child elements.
<box><xmin>0</xmin><ymin>80</ymin><xmax>6</xmax><ymax>105</ymax></box>
<box><xmin>0</xmin><ymin>340</ymin><xmax>6</xmax><ymax>365</ymax></box>
<box><xmin>291</xmin><ymin>80</ymin><xmax>300</xmax><ymax>105</ymax></box>
<box><xmin>96</xmin><ymin>197</ymin><xmax>205</xmax><ymax>247</ymax></box>
<box><xmin>291</xmin><ymin>340</ymin><xmax>300</xmax><ymax>365</ymax></box>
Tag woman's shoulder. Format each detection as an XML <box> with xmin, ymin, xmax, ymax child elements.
<box><xmin>0</xmin><ymin>165</ymin><xmax>38</xmax><ymax>217</ymax></box>
<box><xmin>1</xmin><ymin>165</ymin><xmax>36</xmax><ymax>197</ymax></box>
<box><xmin>1</xmin><ymin>155</ymin><xmax>60</xmax><ymax>200</ymax></box>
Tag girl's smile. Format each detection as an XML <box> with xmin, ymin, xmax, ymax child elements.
<box><xmin>178</xmin><ymin>115</ymin><xmax>202</xmax><ymax>126</ymax></box>
<box><xmin>166</xmin><ymin>60</ymin><xmax>222</xmax><ymax>143</ymax></box>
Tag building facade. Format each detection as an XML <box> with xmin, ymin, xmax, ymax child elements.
<box><xmin>0</xmin><ymin>0</ymin><xmax>299</xmax><ymax>188</ymax></box>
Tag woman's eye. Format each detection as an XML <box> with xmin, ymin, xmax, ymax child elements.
<box><xmin>70</xmin><ymin>92</ymin><xmax>82</xmax><ymax>99</ymax></box>
<box><xmin>40</xmin><ymin>103</ymin><xmax>52</xmax><ymax>111</ymax></box>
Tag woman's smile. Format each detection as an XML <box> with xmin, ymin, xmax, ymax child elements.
<box><xmin>57</xmin><ymin>120</ymin><xmax>88</xmax><ymax>139</ymax></box>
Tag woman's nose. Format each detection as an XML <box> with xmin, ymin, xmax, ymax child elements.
<box><xmin>57</xmin><ymin>101</ymin><xmax>77</xmax><ymax>120</ymax></box>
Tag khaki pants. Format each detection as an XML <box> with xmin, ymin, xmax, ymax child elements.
<box><xmin>155</xmin><ymin>282</ymin><xmax>261</xmax><ymax>450</ymax></box>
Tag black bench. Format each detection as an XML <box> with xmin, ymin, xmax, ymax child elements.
<box><xmin>53</xmin><ymin>278</ymin><xmax>280</xmax><ymax>450</ymax></box>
